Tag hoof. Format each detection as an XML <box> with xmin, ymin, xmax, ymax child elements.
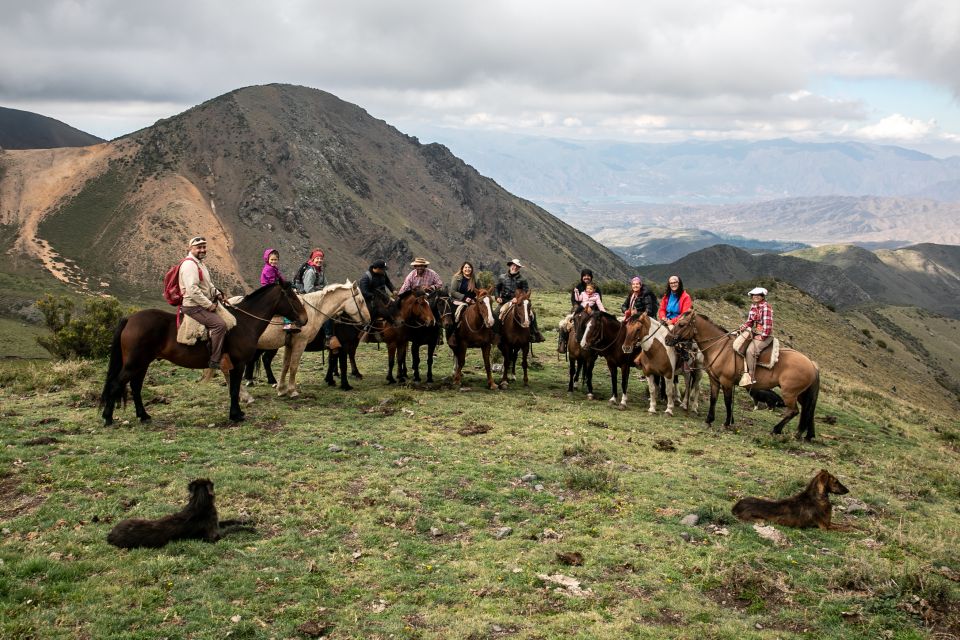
<box><xmin>289</xmin><ymin>391</ymin><xmax>299</xmax><ymax>398</ymax></box>
<box><xmin>608</xmin><ymin>397</ymin><xmax>617</xmax><ymax>406</ymax></box>
<box><xmin>342</xmin><ymin>384</ymin><xmax>353</xmax><ymax>391</ymax></box>
<box><xmin>103</xmin><ymin>418</ymin><xmax>113</xmax><ymax>426</ymax></box>
<box><xmin>230</xmin><ymin>412</ymin><xmax>245</xmax><ymax>422</ymax></box>
<box><xmin>648</xmin><ymin>407</ymin><xmax>657</xmax><ymax>414</ymax></box>
<box><xmin>139</xmin><ymin>414</ymin><xmax>152</xmax><ymax>423</ymax></box>
<box><xmin>352</xmin><ymin>373</ymin><xmax>364</xmax><ymax>380</ymax></box>
<box><xmin>499</xmin><ymin>381</ymin><xmax>508</xmax><ymax>390</ymax></box>
<box><xmin>665</xmin><ymin>409</ymin><xmax>673</xmax><ymax>416</ymax></box>
<box><xmin>387</xmin><ymin>378</ymin><xmax>396</xmax><ymax>385</ymax></box>
<box><xmin>586</xmin><ymin>393</ymin><xmax>594</xmax><ymax>400</ymax></box>
<box><xmin>617</xmin><ymin>404</ymin><xmax>627</xmax><ymax>412</ymax></box>
<box><xmin>244</xmin><ymin>380</ymin><xmax>254</xmax><ymax>387</ymax></box>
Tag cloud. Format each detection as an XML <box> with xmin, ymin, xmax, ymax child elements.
<box><xmin>0</xmin><ymin>0</ymin><xmax>957</xmax><ymax>150</ymax></box>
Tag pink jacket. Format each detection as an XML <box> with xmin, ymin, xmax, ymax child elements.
<box><xmin>575</xmin><ymin>289</ymin><xmax>606</xmax><ymax>313</ymax></box>
<box><xmin>260</xmin><ymin>248</ymin><xmax>284</xmax><ymax>286</ymax></box>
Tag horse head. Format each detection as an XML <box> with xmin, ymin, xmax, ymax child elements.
<box><xmin>277</xmin><ymin>280</ymin><xmax>308</xmax><ymax>325</ymax></box>
<box><xmin>399</xmin><ymin>289</ymin><xmax>435</xmax><ymax>327</ymax></box>
<box><xmin>665</xmin><ymin>311</ymin><xmax>695</xmax><ymax>346</ymax></box>
<box><xmin>621</xmin><ymin>311</ymin><xmax>648</xmax><ymax>354</ymax></box>
<box><xmin>345</xmin><ymin>279</ymin><xmax>372</xmax><ymax>324</ymax></box>
<box><xmin>431</xmin><ymin>290</ymin><xmax>455</xmax><ymax>331</ymax></box>
<box><xmin>511</xmin><ymin>289</ymin><xmax>531</xmax><ymax>328</ymax></box>
<box><xmin>474</xmin><ymin>289</ymin><xmax>495</xmax><ymax>328</ymax></box>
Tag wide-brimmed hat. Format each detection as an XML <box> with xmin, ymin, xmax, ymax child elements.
<box><xmin>508</xmin><ymin>258</ymin><xmax>524</xmax><ymax>268</ymax></box>
<box><xmin>748</xmin><ymin>287</ymin><xmax>768</xmax><ymax>296</ymax></box>
<box><xmin>189</xmin><ymin>236</ymin><xmax>207</xmax><ymax>246</ymax></box>
<box><xmin>410</xmin><ymin>257</ymin><xmax>430</xmax><ymax>267</ymax></box>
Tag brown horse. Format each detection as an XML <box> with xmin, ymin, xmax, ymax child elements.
<box><xmin>623</xmin><ymin>312</ymin><xmax>702</xmax><ymax>415</ymax></box>
<box><xmin>498</xmin><ymin>290</ymin><xmax>532</xmax><ymax>388</ymax></box>
<box><xmin>668</xmin><ymin>311</ymin><xmax>820</xmax><ymax>440</ymax></box>
<box><xmin>565</xmin><ymin>309</ymin><xmax>598</xmax><ymax>399</ymax></box>
<box><xmin>405</xmin><ymin>288</ymin><xmax>454</xmax><ymax>383</ymax></box>
<box><xmin>100</xmin><ymin>281</ymin><xmax>307</xmax><ymax>424</ymax></box>
<box><xmin>324</xmin><ymin>312</ymin><xmax>367</xmax><ymax>391</ymax></box>
<box><xmin>376</xmin><ymin>289</ymin><xmax>435</xmax><ymax>384</ymax></box>
<box><xmin>449</xmin><ymin>288</ymin><xmax>497</xmax><ymax>389</ymax></box>
<box><xmin>580</xmin><ymin>311</ymin><xmax>637</xmax><ymax>410</ymax></box>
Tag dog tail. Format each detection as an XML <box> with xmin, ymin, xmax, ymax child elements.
<box><xmin>798</xmin><ymin>367</ymin><xmax>820</xmax><ymax>440</ymax></box>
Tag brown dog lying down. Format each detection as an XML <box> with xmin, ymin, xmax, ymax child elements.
<box><xmin>107</xmin><ymin>479</ymin><xmax>254</xmax><ymax>549</ymax></box>
<box><xmin>732</xmin><ymin>469</ymin><xmax>849</xmax><ymax>529</ymax></box>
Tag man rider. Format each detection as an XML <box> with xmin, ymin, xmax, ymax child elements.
<box><xmin>358</xmin><ymin>259</ymin><xmax>396</xmax><ymax>320</ymax></box>
<box><xmin>397</xmin><ymin>257</ymin><xmax>444</xmax><ymax>294</ymax></box>
<box><xmin>179</xmin><ymin>236</ymin><xmax>227</xmax><ymax>370</ymax></box>
<box><xmin>494</xmin><ymin>258</ymin><xmax>545</xmax><ymax>343</ymax></box>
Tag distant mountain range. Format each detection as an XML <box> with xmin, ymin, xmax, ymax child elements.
<box><xmin>0</xmin><ymin>106</ymin><xmax>104</xmax><ymax>150</ymax></box>
<box><xmin>0</xmin><ymin>85</ymin><xmax>630</xmax><ymax>297</ymax></box>
<box><xmin>594</xmin><ymin>226</ymin><xmax>807</xmax><ymax>265</ymax></box>
<box><xmin>641</xmin><ymin>243</ymin><xmax>960</xmax><ymax>318</ymax></box>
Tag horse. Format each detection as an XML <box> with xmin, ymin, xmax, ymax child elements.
<box><xmin>623</xmin><ymin>312</ymin><xmax>702</xmax><ymax>415</ymax></box>
<box><xmin>404</xmin><ymin>288</ymin><xmax>454</xmax><ymax>383</ymax></box>
<box><xmin>100</xmin><ymin>281</ymin><xmax>307</xmax><ymax>424</ymax></box>
<box><xmin>374</xmin><ymin>289</ymin><xmax>435</xmax><ymax>384</ymax></box>
<box><xmin>497</xmin><ymin>290</ymin><xmax>532</xmax><ymax>388</ymax></box>
<box><xmin>667</xmin><ymin>310</ymin><xmax>821</xmax><ymax>440</ymax></box>
<box><xmin>580</xmin><ymin>311</ymin><xmax>637</xmax><ymax>410</ymax></box>
<box><xmin>565</xmin><ymin>309</ymin><xmax>598</xmax><ymax>399</ymax></box>
<box><xmin>323</xmin><ymin>312</ymin><xmax>367</xmax><ymax>390</ymax></box>
<box><xmin>449</xmin><ymin>288</ymin><xmax>497</xmax><ymax>389</ymax></box>
<box><xmin>238</xmin><ymin>281</ymin><xmax>370</xmax><ymax>399</ymax></box>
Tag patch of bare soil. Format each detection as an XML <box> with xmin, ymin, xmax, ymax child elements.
<box><xmin>0</xmin><ymin>473</ymin><xmax>46</xmax><ymax>519</ymax></box>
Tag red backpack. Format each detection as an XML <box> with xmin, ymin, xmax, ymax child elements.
<box><xmin>163</xmin><ymin>258</ymin><xmax>202</xmax><ymax>306</ymax></box>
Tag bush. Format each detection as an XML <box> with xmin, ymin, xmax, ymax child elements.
<box><xmin>597</xmin><ymin>279</ymin><xmax>631</xmax><ymax>296</ymax></box>
<box><xmin>36</xmin><ymin>295</ymin><xmax>131</xmax><ymax>359</ymax></box>
<box><xmin>875</xmin><ymin>339</ymin><xmax>887</xmax><ymax>349</ymax></box>
<box><xmin>475</xmin><ymin>270</ymin><xmax>496</xmax><ymax>290</ymax></box>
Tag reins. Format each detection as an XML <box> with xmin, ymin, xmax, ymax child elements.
<box><xmin>585</xmin><ymin>316</ymin><xmax>623</xmax><ymax>352</ymax></box>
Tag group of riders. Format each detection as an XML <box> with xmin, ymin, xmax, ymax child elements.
<box><xmin>179</xmin><ymin>236</ymin><xmax>775</xmax><ymax>387</ymax></box>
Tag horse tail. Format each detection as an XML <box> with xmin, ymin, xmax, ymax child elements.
<box><xmin>99</xmin><ymin>317</ymin><xmax>129</xmax><ymax>409</ymax></box>
<box><xmin>798</xmin><ymin>365</ymin><xmax>820</xmax><ymax>439</ymax></box>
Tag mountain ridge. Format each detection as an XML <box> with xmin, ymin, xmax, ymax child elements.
<box><xmin>0</xmin><ymin>106</ymin><xmax>104</xmax><ymax>150</ymax></box>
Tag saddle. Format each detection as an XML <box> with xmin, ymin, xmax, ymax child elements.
<box><xmin>498</xmin><ymin>300</ymin><xmax>514</xmax><ymax>322</ymax></box>
<box><xmin>732</xmin><ymin>331</ymin><xmax>781</xmax><ymax>368</ymax></box>
<box><xmin>176</xmin><ymin>305</ymin><xmax>237</xmax><ymax>346</ymax></box>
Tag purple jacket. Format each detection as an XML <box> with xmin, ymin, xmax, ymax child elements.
<box><xmin>260</xmin><ymin>248</ymin><xmax>284</xmax><ymax>286</ymax></box>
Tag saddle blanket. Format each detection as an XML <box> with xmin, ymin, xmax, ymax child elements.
<box><xmin>732</xmin><ymin>331</ymin><xmax>780</xmax><ymax>368</ymax></box>
<box><xmin>177</xmin><ymin>305</ymin><xmax>237</xmax><ymax>345</ymax></box>
<box><xmin>498</xmin><ymin>300</ymin><xmax>514</xmax><ymax>322</ymax></box>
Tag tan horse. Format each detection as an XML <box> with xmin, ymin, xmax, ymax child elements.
<box><xmin>623</xmin><ymin>312</ymin><xmax>702</xmax><ymax>415</ymax></box>
<box><xmin>668</xmin><ymin>311</ymin><xmax>820</xmax><ymax>440</ymax></box>
<box><xmin>235</xmin><ymin>281</ymin><xmax>370</xmax><ymax>400</ymax></box>
<box><xmin>450</xmin><ymin>288</ymin><xmax>497</xmax><ymax>389</ymax></box>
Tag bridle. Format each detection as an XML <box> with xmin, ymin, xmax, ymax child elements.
<box><xmin>670</xmin><ymin>314</ymin><xmax>735</xmax><ymax>374</ymax></box>
<box><xmin>584</xmin><ymin>315</ymin><xmax>623</xmax><ymax>352</ymax></box>
<box><xmin>462</xmin><ymin>294</ymin><xmax>494</xmax><ymax>332</ymax></box>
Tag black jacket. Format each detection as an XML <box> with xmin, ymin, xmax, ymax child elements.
<box><xmin>358</xmin><ymin>269</ymin><xmax>395</xmax><ymax>303</ymax></box>
<box><xmin>621</xmin><ymin>287</ymin><xmax>658</xmax><ymax>316</ymax></box>
<box><xmin>496</xmin><ymin>271</ymin><xmax>529</xmax><ymax>302</ymax></box>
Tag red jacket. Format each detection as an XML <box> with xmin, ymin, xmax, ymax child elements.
<box><xmin>658</xmin><ymin>290</ymin><xmax>692</xmax><ymax>324</ymax></box>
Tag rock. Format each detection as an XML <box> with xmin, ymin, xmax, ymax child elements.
<box><xmin>534</xmin><ymin>484</ymin><xmax>544</xmax><ymax>492</ymax></box>
<box><xmin>429</xmin><ymin>527</ymin><xmax>443</xmax><ymax>537</ymax></box>
<box><xmin>494</xmin><ymin>526</ymin><xmax>513</xmax><ymax>540</ymax></box>
<box><xmin>752</xmin><ymin>523</ymin><xmax>789</xmax><ymax>547</ymax></box>
<box><xmin>327</xmin><ymin>444</ymin><xmax>343</xmax><ymax>453</ymax></box>
<box><xmin>679</xmin><ymin>514</ymin><xmax>699</xmax><ymax>526</ymax></box>
<box><xmin>844</xmin><ymin>498</ymin><xmax>870</xmax><ymax>514</ymax></box>
<box><xmin>556</xmin><ymin>551</ymin><xmax>584</xmax><ymax>565</ymax></box>
<box><xmin>521</xmin><ymin>473</ymin><xmax>538</xmax><ymax>483</ymax></box>
<box><xmin>680</xmin><ymin>532</ymin><xmax>692</xmax><ymax>543</ymax></box>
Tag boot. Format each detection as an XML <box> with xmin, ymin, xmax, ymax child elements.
<box><xmin>326</xmin><ymin>336</ymin><xmax>341</xmax><ymax>353</ymax></box>
<box><xmin>529</xmin><ymin>316</ymin><xmax>545</xmax><ymax>343</ymax></box>
<box><xmin>738</xmin><ymin>372</ymin><xmax>753</xmax><ymax>387</ymax></box>
<box><xmin>557</xmin><ymin>330</ymin><xmax>567</xmax><ymax>353</ymax></box>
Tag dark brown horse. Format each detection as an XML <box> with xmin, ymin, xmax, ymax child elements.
<box><xmin>668</xmin><ymin>310</ymin><xmax>821</xmax><ymax>440</ymax></box>
<box><xmin>375</xmin><ymin>289</ymin><xmax>435</xmax><ymax>384</ymax></box>
<box><xmin>324</xmin><ymin>313</ymin><xmax>367</xmax><ymax>391</ymax></box>
<box><xmin>449</xmin><ymin>288</ymin><xmax>497</xmax><ymax>389</ymax></box>
<box><xmin>580</xmin><ymin>311</ymin><xmax>638</xmax><ymax>410</ymax></box>
<box><xmin>405</xmin><ymin>288</ymin><xmax>454</xmax><ymax>383</ymax></box>
<box><xmin>100</xmin><ymin>281</ymin><xmax>307</xmax><ymax>424</ymax></box>
<box><xmin>498</xmin><ymin>290</ymin><xmax>532</xmax><ymax>388</ymax></box>
<box><xmin>565</xmin><ymin>309</ymin><xmax>598</xmax><ymax>399</ymax></box>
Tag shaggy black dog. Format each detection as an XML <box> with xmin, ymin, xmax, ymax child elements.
<box><xmin>732</xmin><ymin>469</ymin><xmax>849</xmax><ymax>530</ymax></box>
<box><xmin>749</xmin><ymin>387</ymin><xmax>786</xmax><ymax>410</ymax></box>
<box><xmin>107</xmin><ymin>479</ymin><xmax>252</xmax><ymax>549</ymax></box>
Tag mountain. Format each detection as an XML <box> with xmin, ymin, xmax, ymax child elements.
<box><xmin>640</xmin><ymin>242</ymin><xmax>960</xmax><ymax>318</ymax></box>
<box><xmin>642</xmin><ymin>244</ymin><xmax>870</xmax><ymax>310</ymax></box>
<box><xmin>415</xmin><ymin>129</ymin><xmax>960</xmax><ymax>204</ymax></box>
<box><xmin>0</xmin><ymin>84</ymin><xmax>630</xmax><ymax>298</ymax></box>
<box><xmin>0</xmin><ymin>107</ymin><xmax>104</xmax><ymax>150</ymax></box>
<box><xmin>593</xmin><ymin>225</ymin><xmax>807</xmax><ymax>265</ymax></box>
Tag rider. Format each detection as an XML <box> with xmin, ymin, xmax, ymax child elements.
<box><xmin>621</xmin><ymin>276</ymin><xmax>658</xmax><ymax>320</ymax></box>
<box><xmin>294</xmin><ymin>248</ymin><xmax>337</xmax><ymax>348</ymax></box>
<box><xmin>494</xmin><ymin>258</ymin><xmax>545</xmax><ymax>343</ymax></box>
<box><xmin>575</xmin><ymin>282</ymin><xmax>606</xmax><ymax>313</ymax></box>
<box><xmin>261</xmin><ymin>248</ymin><xmax>300</xmax><ymax>333</ymax></box>
<box><xmin>179</xmin><ymin>236</ymin><xmax>227</xmax><ymax>370</ymax></box>
<box><xmin>447</xmin><ymin>261</ymin><xmax>478</xmax><ymax>348</ymax></box>
<box><xmin>397</xmin><ymin>257</ymin><xmax>444</xmax><ymax>294</ymax></box>
<box><xmin>658</xmin><ymin>275</ymin><xmax>694</xmax><ymax>369</ymax></box>
<box><xmin>558</xmin><ymin>268</ymin><xmax>602</xmax><ymax>353</ymax></box>
<box><xmin>737</xmin><ymin>287</ymin><xmax>774</xmax><ymax>387</ymax></box>
<box><xmin>358</xmin><ymin>259</ymin><xmax>396</xmax><ymax>320</ymax></box>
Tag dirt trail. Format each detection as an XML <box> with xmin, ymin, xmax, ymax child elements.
<box><xmin>1</xmin><ymin>143</ymin><xmax>120</xmax><ymax>285</ymax></box>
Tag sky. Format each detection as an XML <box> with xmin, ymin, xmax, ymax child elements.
<box><xmin>2</xmin><ymin>0</ymin><xmax>960</xmax><ymax>157</ymax></box>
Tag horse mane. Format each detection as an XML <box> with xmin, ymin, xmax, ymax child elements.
<box><xmin>596</xmin><ymin>311</ymin><xmax>618</xmax><ymax>322</ymax></box>
<box><xmin>239</xmin><ymin>281</ymin><xmax>286</xmax><ymax>307</ymax></box>
<box><xmin>396</xmin><ymin>289</ymin><xmax>417</xmax><ymax>301</ymax></box>
<box><xmin>693</xmin><ymin>312</ymin><xmax>729</xmax><ymax>333</ymax></box>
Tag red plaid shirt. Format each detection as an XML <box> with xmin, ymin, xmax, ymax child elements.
<box><xmin>741</xmin><ymin>301</ymin><xmax>773</xmax><ymax>339</ymax></box>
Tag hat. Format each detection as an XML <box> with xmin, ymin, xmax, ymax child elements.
<box><xmin>189</xmin><ymin>236</ymin><xmax>207</xmax><ymax>246</ymax></box>
<box><xmin>508</xmin><ymin>258</ymin><xmax>523</xmax><ymax>268</ymax></box>
<box><xmin>631</xmin><ymin>276</ymin><xmax>642</xmax><ymax>284</ymax></box>
<box><xmin>748</xmin><ymin>287</ymin><xmax>768</xmax><ymax>296</ymax></box>
<box><xmin>410</xmin><ymin>257</ymin><xmax>430</xmax><ymax>267</ymax></box>
<box><xmin>370</xmin><ymin>259</ymin><xmax>387</xmax><ymax>270</ymax></box>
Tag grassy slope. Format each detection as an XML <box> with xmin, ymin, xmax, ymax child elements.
<box><xmin>0</xmin><ymin>289</ymin><xmax>958</xmax><ymax>639</ymax></box>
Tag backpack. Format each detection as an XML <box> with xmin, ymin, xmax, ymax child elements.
<box><xmin>163</xmin><ymin>258</ymin><xmax>202</xmax><ymax>306</ymax></box>
<box><xmin>292</xmin><ymin>262</ymin><xmax>311</xmax><ymax>293</ymax></box>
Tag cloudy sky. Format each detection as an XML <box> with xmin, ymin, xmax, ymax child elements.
<box><xmin>3</xmin><ymin>0</ymin><xmax>959</xmax><ymax>156</ymax></box>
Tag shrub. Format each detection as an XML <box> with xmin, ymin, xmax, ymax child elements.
<box><xmin>36</xmin><ymin>295</ymin><xmax>131</xmax><ymax>360</ymax></box>
<box><xmin>598</xmin><ymin>279</ymin><xmax>630</xmax><ymax>296</ymax></box>
<box><xmin>875</xmin><ymin>339</ymin><xmax>887</xmax><ymax>349</ymax></box>
<box><xmin>861</xmin><ymin>328</ymin><xmax>873</xmax><ymax>338</ymax></box>
<box><xmin>475</xmin><ymin>270</ymin><xmax>495</xmax><ymax>290</ymax></box>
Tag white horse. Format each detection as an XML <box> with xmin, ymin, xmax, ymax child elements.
<box><xmin>236</xmin><ymin>281</ymin><xmax>370</xmax><ymax>400</ymax></box>
<box><xmin>623</xmin><ymin>312</ymin><xmax>702</xmax><ymax>416</ymax></box>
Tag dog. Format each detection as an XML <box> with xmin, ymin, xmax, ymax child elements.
<box><xmin>732</xmin><ymin>469</ymin><xmax>849</xmax><ymax>529</ymax></box>
<box><xmin>107</xmin><ymin>479</ymin><xmax>253</xmax><ymax>549</ymax></box>
<box><xmin>748</xmin><ymin>387</ymin><xmax>786</xmax><ymax>410</ymax></box>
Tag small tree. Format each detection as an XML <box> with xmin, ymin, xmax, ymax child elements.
<box><xmin>475</xmin><ymin>270</ymin><xmax>496</xmax><ymax>290</ymax></box>
<box><xmin>36</xmin><ymin>295</ymin><xmax>131</xmax><ymax>359</ymax></box>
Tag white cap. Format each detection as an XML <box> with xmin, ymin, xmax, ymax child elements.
<box><xmin>748</xmin><ymin>287</ymin><xmax>768</xmax><ymax>296</ymax></box>
<box><xmin>508</xmin><ymin>258</ymin><xmax>523</xmax><ymax>268</ymax></box>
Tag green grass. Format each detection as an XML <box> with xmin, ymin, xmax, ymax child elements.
<box><xmin>0</xmin><ymin>290</ymin><xmax>958</xmax><ymax>638</ymax></box>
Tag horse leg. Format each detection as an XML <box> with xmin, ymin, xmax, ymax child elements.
<box><xmin>568</xmin><ymin>358</ymin><xmax>576</xmax><ymax>393</ymax></box>
<box><xmin>617</xmin><ymin>364</ymin><xmax>629</xmax><ymax>410</ymax></box>
<box><xmin>687</xmin><ymin>371</ymin><xmax>701</xmax><ymax>414</ymax></box>
<box><xmin>585</xmin><ymin>357</ymin><xmax>595</xmax><ymax>400</ymax></box>
<box><xmin>411</xmin><ymin>341</ymin><xmax>422</xmax><ymax>382</ymax></box>
<box><xmin>722</xmin><ymin>385</ymin><xmax>734</xmax><ymax>427</ymax></box>
<box><xmin>664</xmin><ymin>372</ymin><xmax>676</xmax><ymax>416</ymax></box>
<box><xmin>521</xmin><ymin>343</ymin><xmax>529</xmax><ymax>386</ymax></box>
<box><xmin>607</xmin><ymin>361</ymin><xmax>619</xmax><ymax>407</ymax></box>
<box><xmin>284</xmin><ymin>344</ymin><xmax>304</xmax><ymax>398</ymax></box>
<box><xmin>646</xmin><ymin>374</ymin><xmax>658</xmax><ymax>413</ymax></box>
<box><xmin>425</xmin><ymin>341</ymin><xmax>436</xmax><ymax>383</ymax></box>
<box><xmin>229</xmin><ymin>368</ymin><xmax>245</xmax><ymax>422</ymax></box>
<box><xmin>498</xmin><ymin>343</ymin><xmax>510</xmax><ymax>389</ymax></box>
<box><xmin>325</xmin><ymin>350</ymin><xmax>337</xmax><ymax>386</ymax></box>
<box><xmin>130</xmin><ymin>368</ymin><xmax>151</xmax><ymax>423</ymax></box>
<box><xmin>349</xmin><ymin>347</ymin><xmax>363</xmax><ymax>379</ymax></box>
<box><xmin>338</xmin><ymin>349</ymin><xmax>352</xmax><ymax>391</ymax></box>
<box><xmin>398</xmin><ymin>342</ymin><xmax>408</xmax><ymax>383</ymax></box>
<box><xmin>276</xmin><ymin>347</ymin><xmax>291</xmax><ymax>396</ymax></box>
<box><xmin>453</xmin><ymin>347</ymin><xmax>465</xmax><ymax>386</ymax></box>
<box><xmin>262</xmin><ymin>350</ymin><xmax>278</xmax><ymax>386</ymax></box>
<box><xmin>705</xmin><ymin>378</ymin><xmax>719</xmax><ymax>426</ymax></box>
<box><xmin>243</xmin><ymin>352</ymin><xmax>258</xmax><ymax>387</ymax></box>
<box><xmin>772</xmin><ymin>391</ymin><xmax>800</xmax><ymax>436</ymax></box>
<box><xmin>482</xmin><ymin>345</ymin><xmax>496</xmax><ymax>389</ymax></box>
